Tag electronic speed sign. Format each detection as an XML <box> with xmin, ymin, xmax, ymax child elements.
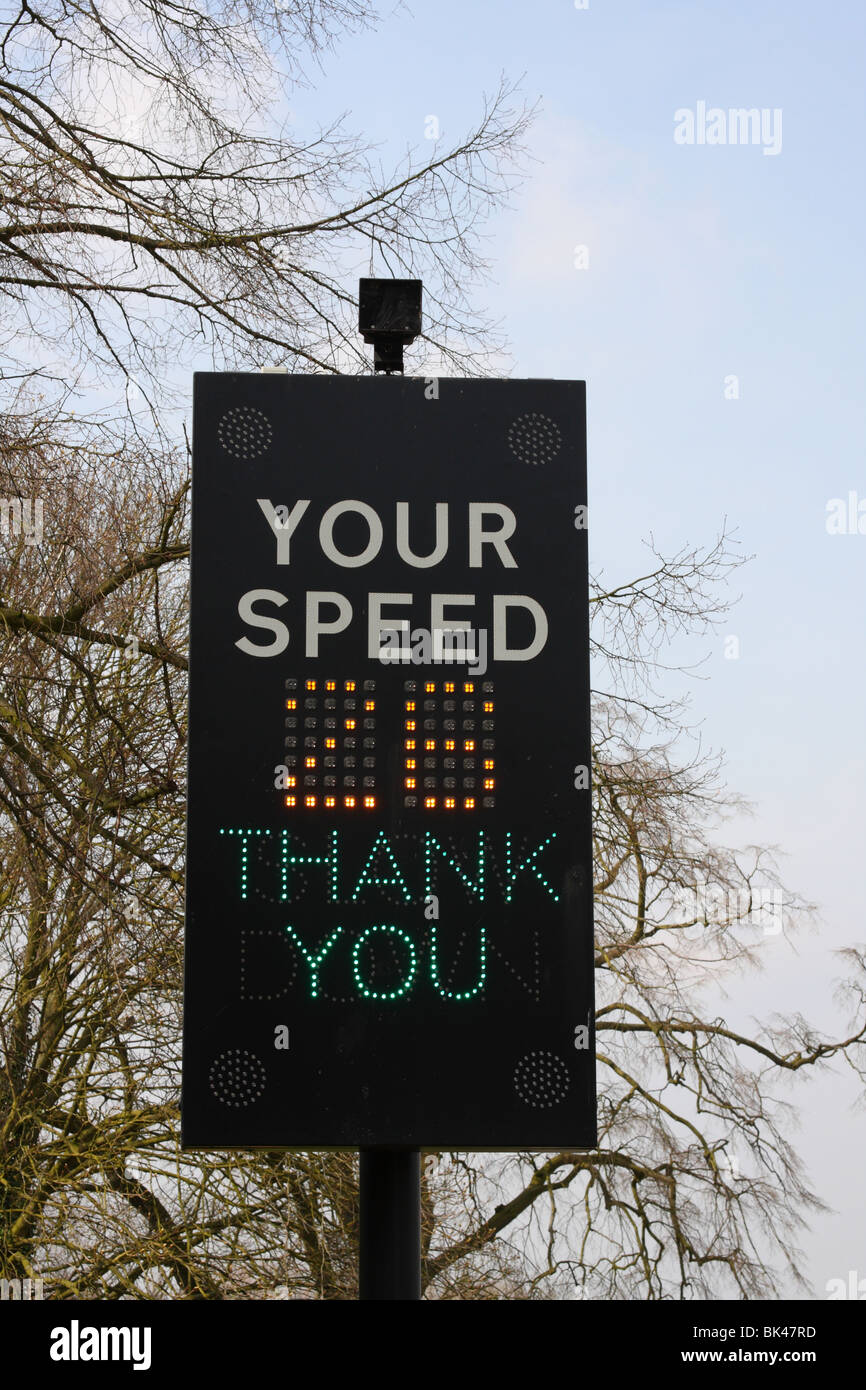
<box><xmin>182</xmin><ymin>374</ymin><xmax>595</xmax><ymax>1150</ymax></box>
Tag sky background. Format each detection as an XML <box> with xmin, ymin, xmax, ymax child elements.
<box><xmin>267</xmin><ymin>0</ymin><xmax>866</xmax><ymax>1297</ymax></box>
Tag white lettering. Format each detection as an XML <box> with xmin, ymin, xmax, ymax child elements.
<box><xmin>396</xmin><ymin>501</ymin><xmax>449</xmax><ymax>567</ymax></box>
<box><xmin>493</xmin><ymin>595</ymin><xmax>548</xmax><ymax>660</ymax></box>
<box><xmin>257</xmin><ymin>498</ymin><xmax>310</xmax><ymax>563</ymax></box>
<box><xmin>235</xmin><ymin>589</ymin><xmax>290</xmax><ymax>657</ymax></box>
<box><xmin>306</xmin><ymin>591</ymin><xmax>352</xmax><ymax>656</ymax></box>
<box><xmin>319</xmin><ymin>500</ymin><xmax>383</xmax><ymax>567</ymax></box>
<box><xmin>369</xmin><ymin>593</ymin><xmax>413</xmax><ymax>660</ymax></box>
<box><xmin>468</xmin><ymin>503</ymin><xmax>518</xmax><ymax>568</ymax></box>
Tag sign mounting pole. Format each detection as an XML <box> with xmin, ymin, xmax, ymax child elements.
<box><xmin>359</xmin><ymin>1149</ymin><xmax>421</xmax><ymax>1299</ymax></box>
<box><xmin>356</xmin><ymin>279</ymin><xmax>425</xmax><ymax>1301</ymax></box>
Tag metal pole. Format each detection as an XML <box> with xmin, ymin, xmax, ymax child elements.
<box><xmin>359</xmin><ymin>1150</ymin><xmax>421</xmax><ymax>1300</ymax></box>
<box><xmin>356</xmin><ymin>279</ymin><xmax>423</xmax><ymax>1302</ymax></box>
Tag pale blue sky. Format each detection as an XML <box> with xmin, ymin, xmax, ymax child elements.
<box><xmin>276</xmin><ymin>0</ymin><xmax>866</xmax><ymax>1295</ymax></box>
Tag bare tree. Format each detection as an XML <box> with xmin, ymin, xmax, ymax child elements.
<box><xmin>0</xmin><ymin>0</ymin><xmax>531</xmax><ymax>396</ymax></box>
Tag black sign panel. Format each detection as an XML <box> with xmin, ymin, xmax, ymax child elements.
<box><xmin>183</xmin><ymin>375</ymin><xmax>595</xmax><ymax>1149</ymax></box>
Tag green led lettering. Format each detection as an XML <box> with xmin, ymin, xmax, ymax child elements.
<box><xmin>220</xmin><ymin>827</ymin><xmax>271</xmax><ymax>900</ymax></box>
<box><xmin>285</xmin><ymin>923</ymin><xmax>343</xmax><ymax>997</ymax></box>
<box><xmin>281</xmin><ymin>828</ymin><xmax>340</xmax><ymax>902</ymax></box>
<box><xmin>352</xmin><ymin>924</ymin><xmax>418</xmax><ymax>1000</ymax></box>
<box><xmin>504</xmin><ymin>831</ymin><xmax>560</xmax><ymax>903</ymax></box>
<box><xmin>350</xmin><ymin>831</ymin><xmax>412</xmax><ymax>902</ymax></box>
<box><xmin>430</xmin><ymin>920</ymin><xmax>487</xmax><ymax>1001</ymax></box>
<box><xmin>424</xmin><ymin>830</ymin><xmax>486</xmax><ymax>900</ymax></box>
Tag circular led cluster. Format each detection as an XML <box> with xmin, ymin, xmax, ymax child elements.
<box><xmin>507</xmin><ymin>412</ymin><xmax>562</xmax><ymax>467</ymax></box>
<box><xmin>217</xmin><ymin>405</ymin><xmax>273</xmax><ymax>460</ymax></box>
<box><xmin>513</xmin><ymin>1049</ymin><xmax>570</xmax><ymax>1108</ymax></box>
<box><xmin>209</xmin><ymin>1048</ymin><xmax>266</xmax><ymax>1108</ymax></box>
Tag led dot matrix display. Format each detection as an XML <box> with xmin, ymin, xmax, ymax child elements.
<box><xmin>283</xmin><ymin>675</ymin><xmax>378</xmax><ymax>810</ymax></box>
<box><xmin>402</xmin><ymin>678</ymin><xmax>495</xmax><ymax>810</ymax></box>
<box><xmin>282</xmin><ymin>675</ymin><xmax>497</xmax><ymax>815</ymax></box>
